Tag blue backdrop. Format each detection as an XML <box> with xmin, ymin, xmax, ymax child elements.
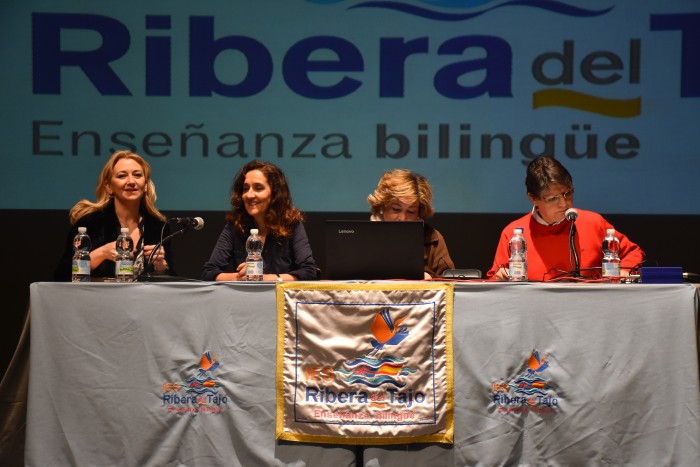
<box><xmin>2</xmin><ymin>1</ymin><xmax>699</xmax><ymax>213</ymax></box>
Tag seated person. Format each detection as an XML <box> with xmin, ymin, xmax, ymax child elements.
<box><xmin>55</xmin><ymin>150</ymin><xmax>172</xmax><ymax>281</ymax></box>
<box><xmin>487</xmin><ymin>156</ymin><xmax>644</xmax><ymax>281</ymax></box>
<box><xmin>202</xmin><ymin>161</ymin><xmax>317</xmax><ymax>281</ymax></box>
<box><xmin>367</xmin><ymin>169</ymin><xmax>455</xmax><ymax>279</ymax></box>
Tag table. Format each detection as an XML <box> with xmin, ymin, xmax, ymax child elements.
<box><xmin>26</xmin><ymin>282</ymin><xmax>700</xmax><ymax>466</ymax></box>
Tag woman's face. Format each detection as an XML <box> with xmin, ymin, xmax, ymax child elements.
<box><xmin>383</xmin><ymin>200</ymin><xmax>420</xmax><ymax>221</ymax></box>
<box><xmin>529</xmin><ymin>182</ymin><xmax>574</xmax><ymax>224</ymax></box>
<box><xmin>242</xmin><ymin>169</ymin><xmax>272</xmax><ymax>224</ymax></box>
<box><xmin>105</xmin><ymin>158</ymin><xmax>147</xmax><ymax>205</ymax></box>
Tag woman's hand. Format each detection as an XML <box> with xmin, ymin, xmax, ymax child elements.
<box><xmin>215</xmin><ymin>263</ymin><xmax>247</xmax><ymax>281</ymax></box>
<box><xmin>91</xmin><ymin>241</ymin><xmax>118</xmax><ymax>270</ymax></box>
<box><xmin>492</xmin><ymin>267</ymin><xmax>509</xmax><ymax>281</ymax></box>
<box><xmin>235</xmin><ymin>262</ymin><xmax>248</xmax><ymax>280</ymax></box>
<box><xmin>143</xmin><ymin>244</ymin><xmax>168</xmax><ymax>273</ymax></box>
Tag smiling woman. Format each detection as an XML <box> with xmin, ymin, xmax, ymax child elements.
<box><xmin>201</xmin><ymin>161</ymin><xmax>317</xmax><ymax>282</ymax></box>
<box><xmin>54</xmin><ymin>150</ymin><xmax>174</xmax><ymax>280</ymax></box>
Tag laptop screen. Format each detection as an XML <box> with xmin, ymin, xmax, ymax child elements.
<box><xmin>323</xmin><ymin>220</ymin><xmax>425</xmax><ymax>280</ymax></box>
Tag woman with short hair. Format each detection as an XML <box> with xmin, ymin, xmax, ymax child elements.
<box><xmin>367</xmin><ymin>169</ymin><xmax>455</xmax><ymax>279</ymax></box>
<box><xmin>487</xmin><ymin>156</ymin><xmax>644</xmax><ymax>281</ymax></box>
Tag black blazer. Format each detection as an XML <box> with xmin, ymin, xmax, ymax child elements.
<box><xmin>54</xmin><ymin>202</ymin><xmax>174</xmax><ymax>281</ymax></box>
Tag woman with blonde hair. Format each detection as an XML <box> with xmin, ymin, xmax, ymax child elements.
<box><xmin>54</xmin><ymin>150</ymin><xmax>172</xmax><ymax>280</ymax></box>
<box><xmin>367</xmin><ymin>169</ymin><xmax>454</xmax><ymax>278</ymax></box>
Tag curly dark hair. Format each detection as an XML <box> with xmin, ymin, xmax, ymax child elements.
<box><xmin>226</xmin><ymin>161</ymin><xmax>304</xmax><ymax>238</ymax></box>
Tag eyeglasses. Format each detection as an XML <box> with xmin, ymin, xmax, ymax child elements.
<box><xmin>541</xmin><ymin>189</ymin><xmax>574</xmax><ymax>204</ymax></box>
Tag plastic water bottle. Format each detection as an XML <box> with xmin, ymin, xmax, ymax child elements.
<box><xmin>508</xmin><ymin>228</ymin><xmax>527</xmax><ymax>282</ymax></box>
<box><xmin>602</xmin><ymin>228</ymin><xmax>621</xmax><ymax>283</ymax></box>
<box><xmin>245</xmin><ymin>228</ymin><xmax>263</xmax><ymax>281</ymax></box>
<box><xmin>71</xmin><ymin>227</ymin><xmax>91</xmax><ymax>282</ymax></box>
<box><xmin>115</xmin><ymin>227</ymin><xmax>135</xmax><ymax>282</ymax></box>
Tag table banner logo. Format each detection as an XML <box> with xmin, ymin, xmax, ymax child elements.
<box><xmin>161</xmin><ymin>350</ymin><xmax>229</xmax><ymax>415</ymax></box>
<box><xmin>276</xmin><ymin>282</ymin><xmax>454</xmax><ymax>445</ymax></box>
<box><xmin>490</xmin><ymin>349</ymin><xmax>560</xmax><ymax>415</ymax></box>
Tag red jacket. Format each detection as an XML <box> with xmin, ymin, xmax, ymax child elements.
<box><xmin>486</xmin><ymin>209</ymin><xmax>645</xmax><ymax>281</ymax></box>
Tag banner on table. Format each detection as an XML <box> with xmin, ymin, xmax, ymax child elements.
<box><xmin>276</xmin><ymin>282</ymin><xmax>454</xmax><ymax>445</ymax></box>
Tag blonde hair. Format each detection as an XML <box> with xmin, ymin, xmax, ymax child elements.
<box><xmin>69</xmin><ymin>150</ymin><xmax>165</xmax><ymax>224</ymax></box>
<box><xmin>367</xmin><ymin>169</ymin><xmax>435</xmax><ymax>220</ymax></box>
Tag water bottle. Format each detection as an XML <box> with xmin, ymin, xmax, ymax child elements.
<box><xmin>115</xmin><ymin>227</ymin><xmax>135</xmax><ymax>282</ymax></box>
<box><xmin>602</xmin><ymin>228</ymin><xmax>621</xmax><ymax>283</ymax></box>
<box><xmin>245</xmin><ymin>228</ymin><xmax>263</xmax><ymax>281</ymax></box>
<box><xmin>508</xmin><ymin>227</ymin><xmax>527</xmax><ymax>282</ymax></box>
<box><xmin>71</xmin><ymin>227</ymin><xmax>91</xmax><ymax>282</ymax></box>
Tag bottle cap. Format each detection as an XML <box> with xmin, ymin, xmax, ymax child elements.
<box><xmin>250</xmin><ymin>228</ymin><xmax>259</xmax><ymax>235</ymax></box>
<box><xmin>606</xmin><ymin>228</ymin><xmax>615</xmax><ymax>235</ymax></box>
<box><xmin>514</xmin><ymin>227</ymin><xmax>523</xmax><ymax>235</ymax></box>
<box><xmin>121</xmin><ymin>227</ymin><xmax>129</xmax><ymax>233</ymax></box>
<box><xmin>78</xmin><ymin>227</ymin><xmax>87</xmax><ymax>234</ymax></box>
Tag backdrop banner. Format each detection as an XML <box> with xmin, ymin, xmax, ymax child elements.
<box><xmin>276</xmin><ymin>282</ymin><xmax>454</xmax><ymax>444</ymax></box>
<box><xmin>3</xmin><ymin>1</ymin><xmax>699</xmax><ymax>214</ymax></box>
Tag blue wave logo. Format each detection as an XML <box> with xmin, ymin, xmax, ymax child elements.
<box><xmin>185</xmin><ymin>375</ymin><xmax>221</xmax><ymax>395</ymax></box>
<box><xmin>335</xmin><ymin>355</ymin><xmax>416</xmax><ymax>388</ymax></box>
<box><xmin>509</xmin><ymin>375</ymin><xmax>548</xmax><ymax>396</ymax></box>
<box><xmin>306</xmin><ymin>0</ymin><xmax>613</xmax><ymax>21</ymax></box>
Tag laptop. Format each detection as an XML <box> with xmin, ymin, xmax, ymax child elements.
<box><xmin>323</xmin><ymin>220</ymin><xmax>424</xmax><ymax>280</ymax></box>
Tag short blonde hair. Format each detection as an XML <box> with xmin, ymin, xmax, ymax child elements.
<box><xmin>367</xmin><ymin>169</ymin><xmax>434</xmax><ymax>220</ymax></box>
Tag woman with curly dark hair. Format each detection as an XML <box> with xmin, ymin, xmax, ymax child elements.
<box><xmin>202</xmin><ymin>161</ymin><xmax>317</xmax><ymax>281</ymax></box>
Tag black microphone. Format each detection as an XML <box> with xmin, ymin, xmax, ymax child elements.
<box><xmin>168</xmin><ymin>217</ymin><xmax>205</xmax><ymax>231</ymax></box>
<box><xmin>566</xmin><ymin>208</ymin><xmax>581</xmax><ymax>277</ymax></box>
<box><xmin>140</xmin><ymin>217</ymin><xmax>205</xmax><ymax>280</ymax></box>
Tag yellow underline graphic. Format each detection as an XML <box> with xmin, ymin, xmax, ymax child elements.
<box><xmin>533</xmin><ymin>89</ymin><xmax>641</xmax><ymax>118</ymax></box>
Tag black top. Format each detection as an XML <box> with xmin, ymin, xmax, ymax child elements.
<box><xmin>54</xmin><ymin>202</ymin><xmax>174</xmax><ymax>281</ymax></box>
<box><xmin>201</xmin><ymin>222</ymin><xmax>317</xmax><ymax>281</ymax></box>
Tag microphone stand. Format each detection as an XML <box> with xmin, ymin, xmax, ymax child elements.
<box><xmin>569</xmin><ymin>221</ymin><xmax>582</xmax><ymax>278</ymax></box>
<box><xmin>138</xmin><ymin>227</ymin><xmax>187</xmax><ymax>282</ymax></box>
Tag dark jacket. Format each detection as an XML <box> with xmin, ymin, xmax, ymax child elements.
<box><xmin>54</xmin><ymin>202</ymin><xmax>174</xmax><ymax>281</ymax></box>
<box><xmin>202</xmin><ymin>222</ymin><xmax>317</xmax><ymax>281</ymax></box>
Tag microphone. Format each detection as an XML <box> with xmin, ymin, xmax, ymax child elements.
<box><xmin>566</xmin><ymin>208</ymin><xmax>581</xmax><ymax>277</ymax></box>
<box><xmin>140</xmin><ymin>217</ymin><xmax>205</xmax><ymax>281</ymax></box>
<box><xmin>168</xmin><ymin>217</ymin><xmax>205</xmax><ymax>231</ymax></box>
<box><xmin>565</xmin><ymin>208</ymin><xmax>578</xmax><ymax>222</ymax></box>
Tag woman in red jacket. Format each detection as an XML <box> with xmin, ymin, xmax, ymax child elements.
<box><xmin>487</xmin><ymin>156</ymin><xmax>644</xmax><ymax>281</ymax></box>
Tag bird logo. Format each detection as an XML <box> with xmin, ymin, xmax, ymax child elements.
<box><xmin>527</xmin><ymin>350</ymin><xmax>549</xmax><ymax>375</ymax></box>
<box><xmin>369</xmin><ymin>308</ymin><xmax>409</xmax><ymax>355</ymax></box>
<box><xmin>198</xmin><ymin>351</ymin><xmax>220</xmax><ymax>375</ymax></box>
